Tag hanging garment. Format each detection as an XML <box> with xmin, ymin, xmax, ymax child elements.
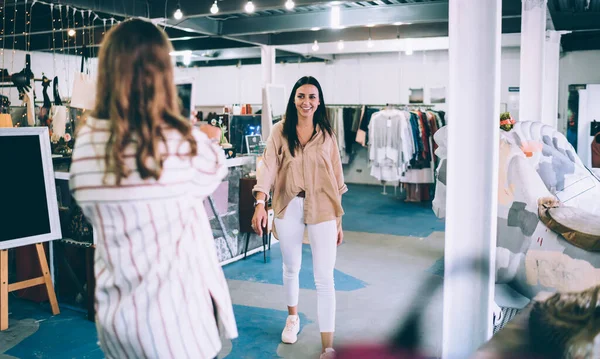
<box><xmin>359</xmin><ymin>107</ymin><xmax>379</xmax><ymax>146</ymax></box>
<box><xmin>343</xmin><ymin>107</ymin><xmax>356</xmax><ymax>155</ymax></box>
<box><xmin>368</xmin><ymin>109</ymin><xmax>405</xmax><ymax>182</ymax></box>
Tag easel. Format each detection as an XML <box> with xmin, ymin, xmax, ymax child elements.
<box><xmin>0</xmin><ymin>243</ymin><xmax>60</xmax><ymax>331</ymax></box>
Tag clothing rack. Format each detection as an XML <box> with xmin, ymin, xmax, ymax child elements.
<box><xmin>327</xmin><ymin>103</ymin><xmax>436</xmax><ymax>108</ymax></box>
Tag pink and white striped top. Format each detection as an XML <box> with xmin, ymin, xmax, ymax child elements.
<box><xmin>69</xmin><ymin>117</ymin><xmax>238</xmax><ymax>359</ymax></box>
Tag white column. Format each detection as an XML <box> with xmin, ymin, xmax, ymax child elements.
<box><xmin>541</xmin><ymin>30</ymin><xmax>562</xmax><ymax>128</ymax></box>
<box><xmin>261</xmin><ymin>45</ymin><xmax>276</xmax><ymax>139</ymax></box>
<box><xmin>443</xmin><ymin>0</ymin><xmax>501</xmax><ymax>358</ymax></box>
<box><xmin>519</xmin><ymin>0</ymin><xmax>548</xmax><ymax>122</ymax></box>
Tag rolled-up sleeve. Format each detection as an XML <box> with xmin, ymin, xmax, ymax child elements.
<box><xmin>191</xmin><ymin>131</ymin><xmax>228</xmax><ymax>198</ymax></box>
<box><xmin>330</xmin><ymin>136</ymin><xmax>348</xmax><ymax>196</ymax></box>
<box><xmin>253</xmin><ymin>131</ymin><xmax>279</xmax><ymax>200</ymax></box>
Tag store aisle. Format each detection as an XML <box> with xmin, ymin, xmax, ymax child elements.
<box><xmin>218</xmin><ymin>230</ymin><xmax>445</xmax><ymax>359</ymax></box>
<box><xmin>1</xmin><ymin>184</ymin><xmax>445</xmax><ymax>359</ymax></box>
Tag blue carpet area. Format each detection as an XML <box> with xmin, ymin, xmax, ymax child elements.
<box><xmin>5</xmin><ymin>299</ymin><xmax>102</xmax><ymax>359</ymax></box>
<box><xmin>227</xmin><ymin>305</ymin><xmax>311</xmax><ymax>359</ymax></box>
<box><xmin>342</xmin><ymin>184</ymin><xmax>444</xmax><ymax>237</ymax></box>
<box><xmin>223</xmin><ymin>243</ymin><xmax>367</xmax><ymax>291</ymax></box>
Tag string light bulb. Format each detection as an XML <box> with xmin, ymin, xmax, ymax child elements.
<box><xmin>68</xmin><ymin>29</ymin><xmax>76</xmax><ymax>37</ymax></box>
<box><xmin>174</xmin><ymin>5</ymin><xmax>183</xmax><ymax>19</ymax></box>
<box><xmin>285</xmin><ymin>0</ymin><xmax>295</xmax><ymax>10</ymax></box>
<box><xmin>245</xmin><ymin>0</ymin><xmax>255</xmax><ymax>13</ymax></box>
<box><xmin>312</xmin><ymin>40</ymin><xmax>319</xmax><ymax>52</ymax></box>
<box><xmin>210</xmin><ymin>0</ymin><xmax>219</xmax><ymax>14</ymax></box>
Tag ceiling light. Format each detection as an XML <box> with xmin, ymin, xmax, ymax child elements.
<box><xmin>393</xmin><ymin>22</ymin><xmax>403</xmax><ymax>26</ymax></box>
<box><xmin>174</xmin><ymin>6</ymin><xmax>183</xmax><ymax>20</ymax></box>
<box><xmin>245</xmin><ymin>0</ymin><xmax>255</xmax><ymax>13</ymax></box>
<box><xmin>311</xmin><ymin>27</ymin><xmax>321</xmax><ymax>31</ymax></box>
<box><xmin>367</xmin><ymin>37</ymin><xmax>374</xmax><ymax>48</ymax></box>
<box><xmin>312</xmin><ymin>40</ymin><xmax>319</xmax><ymax>52</ymax></box>
<box><xmin>67</xmin><ymin>29</ymin><xmax>76</xmax><ymax>37</ymax></box>
<box><xmin>330</xmin><ymin>5</ymin><xmax>341</xmax><ymax>29</ymax></box>
<box><xmin>366</xmin><ymin>24</ymin><xmax>376</xmax><ymax>28</ymax></box>
<box><xmin>337</xmin><ymin>40</ymin><xmax>344</xmax><ymax>50</ymax></box>
<box><xmin>330</xmin><ymin>1</ymin><xmax>342</xmax><ymax>5</ymax></box>
<box><xmin>210</xmin><ymin>1</ymin><xmax>219</xmax><ymax>14</ymax></box>
<box><xmin>285</xmin><ymin>0</ymin><xmax>295</xmax><ymax>10</ymax></box>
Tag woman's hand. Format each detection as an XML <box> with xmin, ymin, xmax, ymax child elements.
<box><xmin>337</xmin><ymin>229</ymin><xmax>344</xmax><ymax>246</ymax></box>
<box><xmin>199</xmin><ymin>124</ymin><xmax>221</xmax><ymax>141</ymax></box>
<box><xmin>252</xmin><ymin>204</ymin><xmax>268</xmax><ymax>236</ymax></box>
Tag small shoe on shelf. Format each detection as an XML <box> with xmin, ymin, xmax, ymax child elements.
<box><xmin>281</xmin><ymin>315</ymin><xmax>300</xmax><ymax>344</ymax></box>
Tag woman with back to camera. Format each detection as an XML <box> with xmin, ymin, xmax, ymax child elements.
<box><xmin>69</xmin><ymin>19</ymin><xmax>237</xmax><ymax>359</ymax></box>
<box><xmin>252</xmin><ymin>76</ymin><xmax>347</xmax><ymax>359</ymax></box>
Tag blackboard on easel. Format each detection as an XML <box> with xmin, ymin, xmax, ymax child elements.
<box><xmin>0</xmin><ymin>127</ymin><xmax>61</xmax><ymax>330</ymax></box>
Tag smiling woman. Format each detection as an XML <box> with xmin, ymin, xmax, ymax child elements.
<box><xmin>251</xmin><ymin>76</ymin><xmax>347</xmax><ymax>359</ymax></box>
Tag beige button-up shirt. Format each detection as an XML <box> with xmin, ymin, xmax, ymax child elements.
<box><xmin>253</xmin><ymin>121</ymin><xmax>348</xmax><ymax>226</ymax></box>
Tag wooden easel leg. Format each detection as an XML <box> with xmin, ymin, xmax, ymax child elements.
<box><xmin>0</xmin><ymin>250</ymin><xmax>8</xmax><ymax>331</ymax></box>
<box><xmin>35</xmin><ymin>244</ymin><xmax>59</xmax><ymax>315</ymax></box>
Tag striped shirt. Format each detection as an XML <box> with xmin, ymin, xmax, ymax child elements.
<box><xmin>69</xmin><ymin>117</ymin><xmax>238</xmax><ymax>359</ymax></box>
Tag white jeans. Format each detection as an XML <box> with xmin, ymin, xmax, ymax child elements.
<box><xmin>274</xmin><ymin>196</ymin><xmax>337</xmax><ymax>333</ymax></box>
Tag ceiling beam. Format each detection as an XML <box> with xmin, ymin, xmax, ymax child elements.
<box><xmin>171</xmin><ymin>37</ymin><xmax>256</xmax><ymax>51</ymax></box>
<box><xmin>163</xmin><ymin>17</ymin><xmax>221</xmax><ymax>36</ymax></box>
<box><xmin>152</xmin><ymin>0</ymin><xmax>333</xmax><ymax>18</ymax></box>
<box><xmin>220</xmin><ymin>2</ymin><xmax>449</xmax><ymax>36</ymax></box>
<box><xmin>248</xmin><ymin>17</ymin><xmax>521</xmax><ymax>46</ymax></box>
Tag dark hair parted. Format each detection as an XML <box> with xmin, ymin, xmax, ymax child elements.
<box><xmin>93</xmin><ymin>19</ymin><xmax>197</xmax><ymax>185</ymax></box>
<box><xmin>283</xmin><ymin>76</ymin><xmax>333</xmax><ymax>156</ymax></box>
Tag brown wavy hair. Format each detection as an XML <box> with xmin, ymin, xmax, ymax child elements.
<box><xmin>93</xmin><ymin>19</ymin><xmax>197</xmax><ymax>185</ymax></box>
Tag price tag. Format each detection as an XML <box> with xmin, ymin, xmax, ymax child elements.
<box><xmin>387</xmin><ymin>119</ymin><xmax>392</xmax><ymax>128</ymax></box>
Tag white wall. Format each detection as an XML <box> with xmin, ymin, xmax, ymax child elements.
<box><xmin>0</xmin><ymin>49</ymin><xmax>98</xmax><ymax>106</ymax></box>
<box><xmin>174</xmin><ymin>48</ymin><xmax>523</xmax><ymax>114</ymax></box>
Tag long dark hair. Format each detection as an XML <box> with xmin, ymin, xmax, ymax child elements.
<box><xmin>283</xmin><ymin>76</ymin><xmax>333</xmax><ymax>156</ymax></box>
<box><xmin>93</xmin><ymin>19</ymin><xmax>197</xmax><ymax>185</ymax></box>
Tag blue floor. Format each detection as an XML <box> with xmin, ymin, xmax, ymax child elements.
<box><xmin>343</xmin><ymin>184</ymin><xmax>444</xmax><ymax>237</ymax></box>
<box><xmin>2</xmin><ymin>184</ymin><xmax>443</xmax><ymax>358</ymax></box>
<box><xmin>223</xmin><ymin>243</ymin><xmax>368</xmax><ymax>291</ymax></box>
<box><xmin>228</xmin><ymin>306</ymin><xmax>311</xmax><ymax>359</ymax></box>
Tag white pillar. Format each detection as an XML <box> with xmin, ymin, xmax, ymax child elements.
<box><xmin>261</xmin><ymin>45</ymin><xmax>276</xmax><ymax>139</ymax></box>
<box><xmin>443</xmin><ymin>0</ymin><xmax>501</xmax><ymax>358</ymax></box>
<box><xmin>519</xmin><ymin>0</ymin><xmax>547</xmax><ymax>122</ymax></box>
<box><xmin>541</xmin><ymin>30</ymin><xmax>562</xmax><ymax>128</ymax></box>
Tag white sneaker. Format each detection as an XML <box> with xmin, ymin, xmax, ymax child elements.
<box><xmin>320</xmin><ymin>348</ymin><xmax>336</xmax><ymax>359</ymax></box>
<box><xmin>281</xmin><ymin>315</ymin><xmax>300</xmax><ymax>344</ymax></box>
